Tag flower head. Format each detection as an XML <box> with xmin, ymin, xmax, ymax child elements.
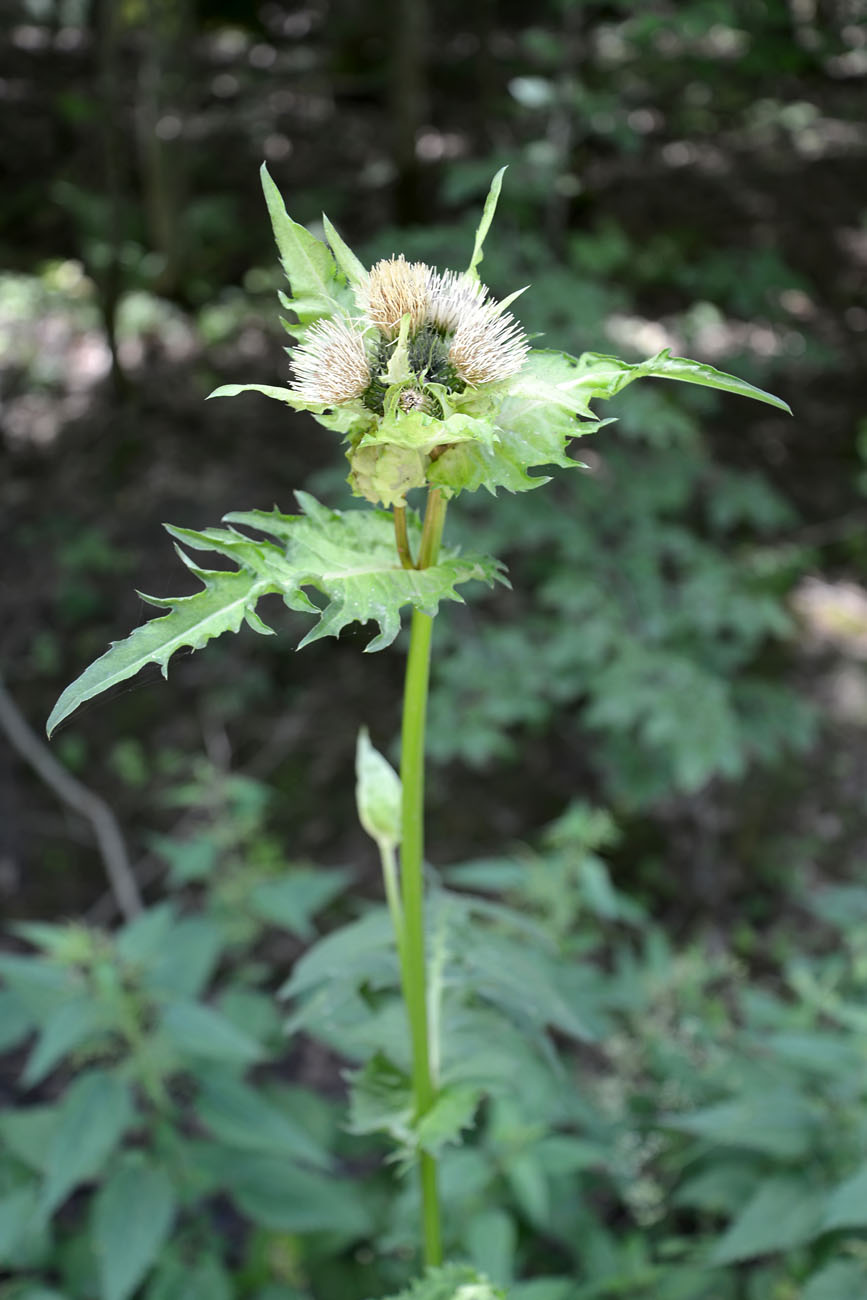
<box><xmin>290</xmin><ymin>250</ymin><xmax>527</xmax><ymax>440</ymax></box>
<box><xmin>362</xmin><ymin>255</ymin><xmax>431</xmax><ymax>339</ymax></box>
<box><xmin>291</xmin><ymin>317</ymin><xmax>371</xmax><ymax>405</ymax></box>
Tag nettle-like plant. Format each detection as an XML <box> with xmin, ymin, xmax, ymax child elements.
<box><xmin>47</xmin><ymin>166</ymin><xmax>789</xmax><ymax>1291</ymax></box>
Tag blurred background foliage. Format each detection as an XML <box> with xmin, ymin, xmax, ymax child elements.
<box><xmin>1</xmin><ymin>0</ymin><xmax>867</xmax><ymax>1296</ymax></box>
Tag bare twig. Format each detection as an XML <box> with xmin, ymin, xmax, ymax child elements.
<box><xmin>0</xmin><ymin>677</ymin><xmax>142</xmax><ymax>920</ymax></box>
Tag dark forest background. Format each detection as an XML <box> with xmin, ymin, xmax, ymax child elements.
<box><xmin>1</xmin><ymin>1</ymin><xmax>867</xmax><ymax>1297</ymax></box>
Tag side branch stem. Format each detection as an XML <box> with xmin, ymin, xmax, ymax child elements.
<box><xmin>398</xmin><ymin>486</ymin><xmax>447</xmax><ymax>1267</ymax></box>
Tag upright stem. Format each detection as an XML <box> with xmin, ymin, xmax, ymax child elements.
<box><xmin>394</xmin><ymin>505</ymin><xmax>414</xmax><ymax>569</ymax></box>
<box><xmin>399</xmin><ymin>487</ymin><xmax>447</xmax><ymax>1267</ymax></box>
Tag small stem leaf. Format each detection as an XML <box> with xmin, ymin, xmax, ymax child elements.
<box><xmin>322</xmin><ymin>213</ymin><xmax>369</xmax><ymax>289</ymax></box>
<box><xmin>259</xmin><ymin>163</ymin><xmax>349</xmax><ymax>332</ymax></box>
<box><xmin>570</xmin><ymin>347</ymin><xmax>792</xmax><ymax>413</ymax></box>
<box><xmin>356</xmin><ymin>727</ymin><xmax>402</xmax><ymax>851</ymax></box>
<box><xmin>466</xmin><ymin>166</ymin><xmax>507</xmax><ymax>282</ymax></box>
<box><xmin>46</xmin><ymin>570</ymin><xmax>277</xmax><ymax>736</ymax></box>
<box><xmin>206</xmin><ymin>382</ymin><xmax>330</xmax><ymax>411</ymax></box>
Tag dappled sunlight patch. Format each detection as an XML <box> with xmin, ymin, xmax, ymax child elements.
<box><xmin>792</xmin><ymin>577</ymin><xmax>867</xmax><ymax>660</ymax></box>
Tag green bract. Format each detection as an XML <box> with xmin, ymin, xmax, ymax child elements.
<box><xmin>47</xmin><ymin>164</ymin><xmax>790</xmax><ymax>736</ymax></box>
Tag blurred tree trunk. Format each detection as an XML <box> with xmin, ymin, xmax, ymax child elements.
<box><xmin>545</xmin><ymin>6</ymin><xmax>585</xmax><ymax>259</ymax></box>
<box><xmin>136</xmin><ymin>0</ymin><xmax>193</xmax><ymax>298</ymax></box>
<box><xmin>389</xmin><ymin>0</ymin><xmax>428</xmax><ymax>225</ymax></box>
<box><xmin>93</xmin><ymin>0</ymin><xmax>127</xmax><ymax>397</ymax></box>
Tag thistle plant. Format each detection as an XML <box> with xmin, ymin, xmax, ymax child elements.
<box><xmin>47</xmin><ymin>164</ymin><xmax>790</xmax><ymax>1280</ymax></box>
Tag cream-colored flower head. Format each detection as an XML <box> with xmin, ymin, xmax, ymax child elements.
<box><xmin>429</xmin><ymin>270</ymin><xmax>528</xmax><ymax>386</ymax></box>
<box><xmin>291</xmin><ymin>317</ymin><xmax>371</xmax><ymax>405</ymax></box>
<box><xmin>294</xmin><ymin>260</ymin><xmax>527</xmax><ymax>410</ymax></box>
<box><xmin>448</xmin><ymin>296</ymin><xmax>529</xmax><ymax>385</ymax></box>
<box><xmin>362</xmin><ymin>255</ymin><xmax>431</xmax><ymax>339</ymax></box>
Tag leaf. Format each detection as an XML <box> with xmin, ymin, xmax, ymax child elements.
<box><xmin>430</xmin><ymin>351</ymin><xmax>603</xmax><ymax>496</ymax></box>
<box><xmin>194</xmin><ymin>1072</ymin><xmax>330</xmax><ymax>1168</ymax></box>
<box><xmin>570</xmin><ymin>348</ymin><xmax>792</xmax><ymax>413</ymax></box>
<box><xmin>465</xmin><ymin>1207</ymin><xmax>516</xmax><ymax>1288</ymax></box>
<box><xmin>467</xmin><ymin>166</ymin><xmax>507</xmax><ymax>281</ymax></box>
<box><xmin>142</xmin><ymin>916</ymin><xmax>223</xmax><ymax>1000</ymax></box>
<box><xmin>249</xmin><ymin>867</ymin><xmax>352</xmax><ymax>940</ymax></box>
<box><xmin>50</xmin><ymin>494</ymin><xmax>505</xmax><ymax>732</ymax></box>
<box><xmin>47</xmin><ymin>566</ymin><xmax>277</xmax><ymax>736</ymax></box>
<box><xmin>803</xmin><ymin>1261</ymin><xmax>867</xmax><ymax>1300</ymax></box>
<box><xmin>711</xmin><ymin>1176</ymin><xmax>824</xmax><ymax>1264</ymax></box>
<box><xmin>346</xmin><ymin>1053</ymin><xmax>414</xmax><ymax>1144</ymax></box>
<box><xmin>22</xmin><ymin>997</ymin><xmax>105</xmax><ymax>1086</ymax></box>
<box><xmin>663</xmin><ymin>1090</ymin><xmax>818</xmax><ymax>1159</ymax></box>
<box><xmin>356</xmin><ymin>727</ymin><xmax>402</xmax><ymax>851</ymax></box>
<box><xmin>41</xmin><ymin>1071</ymin><xmax>135</xmax><ymax>1214</ymax></box>
<box><xmin>0</xmin><ymin>1185</ymin><xmax>38</xmax><ymax>1262</ymax></box>
<box><xmin>823</xmin><ymin>1163</ymin><xmax>867</xmax><ymax>1230</ymax></box>
<box><xmin>0</xmin><ymin>1105</ymin><xmax>60</xmax><ymax>1170</ymax></box>
<box><xmin>161</xmin><ymin>1001</ymin><xmax>262</xmax><ymax>1065</ymax></box>
<box><xmin>0</xmin><ymin>954</ymin><xmax>73</xmax><ymax>1019</ymax></box>
<box><xmin>10</xmin><ymin>1289</ymin><xmax>68</xmax><ymax>1300</ymax></box>
<box><xmin>359</xmin><ymin>407</ymin><xmax>501</xmax><ymax>457</ymax></box>
<box><xmin>322</xmin><ymin>213</ymin><xmax>368</xmax><ymax>289</ymax></box>
<box><xmin>225</xmin><ymin>492</ymin><xmax>506</xmax><ymax>651</ymax></box>
<box><xmin>673</xmin><ymin>1159</ymin><xmax>760</xmax><ymax>1214</ymax></box>
<box><xmin>145</xmin><ymin>1251</ymin><xmax>233</xmax><ymax>1300</ymax></box>
<box><xmin>281</xmin><ymin>906</ymin><xmax>398</xmax><ymax>1002</ymax></box>
<box><xmin>221</xmin><ymin>1152</ymin><xmax>373</xmax><ymax>1237</ymax></box>
<box><xmin>507</xmin><ymin>1283</ymin><xmax>573</xmax><ymax>1300</ymax></box>
<box><xmin>116</xmin><ymin>901</ymin><xmax>178</xmax><ymax>966</ymax></box>
<box><xmin>91</xmin><ymin>1154</ymin><xmax>176</xmax><ymax>1300</ymax></box>
<box><xmin>0</xmin><ymin>990</ymin><xmax>34</xmax><ymax>1052</ymax></box>
<box><xmin>206</xmin><ymin>382</ymin><xmax>328</xmax><ymax>409</ymax></box>
<box><xmin>259</xmin><ymin>163</ymin><xmax>348</xmax><ymax>333</ymax></box>
<box><xmin>417</xmin><ymin>1085</ymin><xmax>482</xmax><ymax>1156</ymax></box>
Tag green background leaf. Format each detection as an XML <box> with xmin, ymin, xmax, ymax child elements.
<box><xmin>91</xmin><ymin>1155</ymin><xmax>176</xmax><ymax>1300</ymax></box>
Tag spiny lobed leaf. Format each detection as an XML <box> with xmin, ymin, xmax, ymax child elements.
<box><xmin>224</xmin><ymin>492</ymin><xmax>507</xmax><ymax>650</ymax></box>
<box><xmin>46</xmin><ymin>569</ymin><xmax>277</xmax><ymax>737</ymax></box>
<box><xmin>47</xmin><ymin>495</ymin><xmax>504</xmax><ymax>734</ymax></box>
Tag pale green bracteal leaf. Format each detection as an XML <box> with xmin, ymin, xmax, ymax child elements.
<box><xmin>571</xmin><ymin>347</ymin><xmax>792</xmax><ymax>413</ymax></box>
<box><xmin>206</xmin><ymin>382</ymin><xmax>328</xmax><ymax>410</ymax></box>
<box><xmin>467</xmin><ymin>167</ymin><xmax>507</xmax><ymax>282</ymax></box>
<box><xmin>322</xmin><ymin>213</ymin><xmax>369</xmax><ymax>289</ymax></box>
<box><xmin>429</xmin><ymin>350</ymin><xmax>602</xmax><ymax>496</ymax></box>
<box><xmin>259</xmin><ymin>163</ymin><xmax>350</xmax><ymax>334</ymax></box>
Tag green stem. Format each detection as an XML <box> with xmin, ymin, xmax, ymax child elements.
<box><xmin>394</xmin><ymin>505</ymin><xmax>415</xmax><ymax>570</ymax></box>
<box><xmin>399</xmin><ymin>487</ymin><xmax>447</xmax><ymax>1268</ymax></box>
